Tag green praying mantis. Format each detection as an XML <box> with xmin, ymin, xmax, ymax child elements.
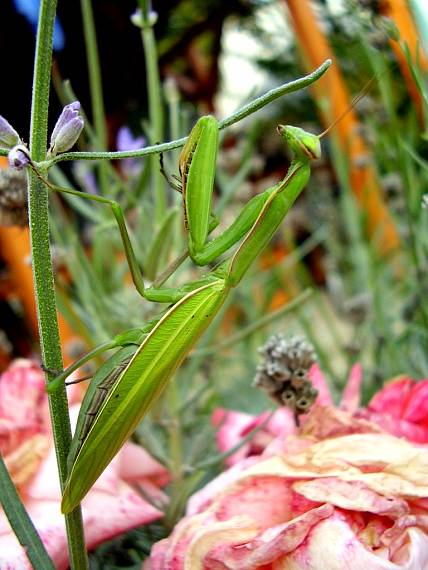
<box><xmin>40</xmin><ymin>63</ymin><xmax>332</xmax><ymax>514</ymax></box>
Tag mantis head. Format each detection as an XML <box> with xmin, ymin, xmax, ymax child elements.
<box><xmin>277</xmin><ymin>125</ymin><xmax>321</xmax><ymax>161</ymax></box>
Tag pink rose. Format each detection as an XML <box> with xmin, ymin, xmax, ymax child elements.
<box><xmin>361</xmin><ymin>377</ymin><xmax>428</xmax><ymax>442</ymax></box>
<box><xmin>147</xmin><ymin>364</ymin><xmax>428</xmax><ymax>568</ymax></box>
<box><xmin>148</xmin><ymin>431</ymin><xmax>428</xmax><ymax>569</ymax></box>
<box><xmin>0</xmin><ymin>360</ymin><xmax>169</xmax><ymax>569</ymax></box>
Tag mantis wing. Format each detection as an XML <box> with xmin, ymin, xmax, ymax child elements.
<box><xmin>180</xmin><ymin>115</ymin><xmax>219</xmax><ymax>252</ymax></box>
<box><xmin>62</xmin><ymin>279</ymin><xmax>226</xmax><ymax>513</ymax></box>
<box><xmin>67</xmin><ymin>344</ymin><xmax>138</xmax><ymax>471</ymax></box>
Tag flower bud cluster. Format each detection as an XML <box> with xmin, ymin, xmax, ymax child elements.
<box><xmin>1</xmin><ymin>101</ymin><xmax>84</xmax><ymax>173</ymax></box>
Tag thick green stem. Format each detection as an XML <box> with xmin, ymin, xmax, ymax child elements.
<box><xmin>80</xmin><ymin>0</ymin><xmax>109</xmax><ymax>195</ymax></box>
<box><xmin>27</xmin><ymin>0</ymin><xmax>88</xmax><ymax>568</ymax></box>
<box><xmin>139</xmin><ymin>0</ymin><xmax>166</xmax><ymax>222</ymax></box>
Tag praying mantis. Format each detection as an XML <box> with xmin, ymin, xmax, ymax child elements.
<box><xmin>40</xmin><ymin>65</ymin><xmax>329</xmax><ymax>514</ymax></box>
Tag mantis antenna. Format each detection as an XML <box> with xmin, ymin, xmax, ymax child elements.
<box><xmin>319</xmin><ymin>73</ymin><xmax>380</xmax><ymax>139</ymax></box>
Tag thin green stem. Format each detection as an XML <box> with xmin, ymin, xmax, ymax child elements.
<box><xmin>0</xmin><ymin>454</ymin><xmax>55</xmax><ymax>569</ymax></box>
<box><xmin>138</xmin><ymin>0</ymin><xmax>166</xmax><ymax>222</ymax></box>
<box><xmin>80</xmin><ymin>0</ymin><xmax>109</xmax><ymax>195</ymax></box>
<box><xmin>165</xmin><ymin>77</ymin><xmax>181</xmax><ymax>168</ymax></box>
<box><xmin>40</xmin><ymin>60</ymin><xmax>331</xmax><ymax>167</ymax></box>
<box><xmin>27</xmin><ymin>0</ymin><xmax>88</xmax><ymax>567</ymax></box>
<box><xmin>166</xmin><ymin>381</ymin><xmax>184</xmax><ymax>486</ymax></box>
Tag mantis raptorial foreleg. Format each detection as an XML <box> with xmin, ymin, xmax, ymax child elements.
<box><xmin>46</xmin><ymin>117</ymin><xmax>313</xmax><ymax>292</ymax></box>
<box><xmin>163</xmin><ymin>117</ymin><xmax>319</xmax><ymax>269</ymax></box>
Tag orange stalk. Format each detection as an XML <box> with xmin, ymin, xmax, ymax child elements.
<box><xmin>284</xmin><ymin>0</ymin><xmax>400</xmax><ymax>254</ymax></box>
<box><xmin>380</xmin><ymin>0</ymin><xmax>427</xmax><ymax>122</ymax></box>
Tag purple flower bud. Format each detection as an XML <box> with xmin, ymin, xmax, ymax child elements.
<box><xmin>49</xmin><ymin>102</ymin><xmax>83</xmax><ymax>155</ymax></box>
<box><xmin>50</xmin><ymin>101</ymin><xmax>80</xmax><ymax>141</ymax></box>
<box><xmin>0</xmin><ymin>116</ymin><xmax>20</xmax><ymax>148</ymax></box>
<box><xmin>8</xmin><ymin>145</ymin><xmax>30</xmax><ymax>170</ymax></box>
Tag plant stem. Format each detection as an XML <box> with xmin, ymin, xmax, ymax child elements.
<box><xmin>80</xmin><ymin>0</ymin><xmax>109</xmax><ymax>195</ymax></box>
<box><xmin>165</xmin><ymin>76</ymin><xmax>181</xmax><ymax>167</ymax></box>
<box><xmin>0</xmin><ymin>454</ymin><xmax>55</xmax><ymax>570</ymax></box>
<box><xmin>27</xmin><ymin>0</ymin><xmax>88</xmax><ymax>567</ymax></box>
<box><xmin>40</xmin><ymin>59</ymin><xmax>332</xmax><ymax>166</ymax></box>
<box><xmin>139</xmin><ymin>0</ymin><xmax>166</xmax><ymax>222</ymax></box>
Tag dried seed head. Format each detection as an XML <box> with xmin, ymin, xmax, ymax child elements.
<box><xmin>254</xmin><ymin>334</ymin><xmax>318</xmax><ymax>420</ymax></box>
<box><xmin>0</xmin><ymin>167</ymin><xmax>28</xmax><ymax>226</ymax></box>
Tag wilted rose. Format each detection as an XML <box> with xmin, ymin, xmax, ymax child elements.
<box><xmin>148</xmin><ymin>364</ymin><xmax>428</xmax><ymax>569</ymax></box>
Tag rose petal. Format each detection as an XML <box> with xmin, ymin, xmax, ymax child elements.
<box><xmin>278</xmin><ymin>514</ymin><xmax>428</xmax><ymax>570</ymax></box>
<box><xmin>187</xmin><ymin>457</ymin><xmax>260</xmax><ymax>515</ymax></box>
<box><xmin>0</xmin><ymin>361</ymin><xmax>48</xmax><ymax>455</ymax></box>
<box><xmin>368</xmin><ymin>377</ymin><xmax>415</xmax><ymax>417</ymax></box>
<box><xmin>340</xmin><ymin>363</ymin><xmax>362</xmax><ymax>412</ymax></box>
<box><xmin>301</xmin><ymin>404</ymin><xmax>382</xmax><ymax>440</ymax></box>
<box><xmin>212</xmin><ymin>409</ymin><xmax>255</xmax><ymax>465</ymax></box>
<box><xmin>207</xmin><ymin>505</ymin><xmax>333</xmax><ymax>569</ymax></box>
<box><xmin>294</xmin><ymin>477</ymin><xmax>409</xmax><ymax>518</ymax></box>
<box><xmin>360</xmin><ymin>410</ymin><xmax>428</xmax><ymax>443</ymax></box>
<box><xmin>119</xmin><ymin>441</ymin><xmax>169</xmax><ymax>486</ymax></box>
<box><xmin>308</xmin><ymin>363</ymin><xmax>334</xmax><ymax>406</ymax></box>
<box><xmin>402</xmin><ymin>381</ymin><xmax>428</xmax><ymax>424</ymax></box>
<box><xmin>212</xmin><ymin>476</ymin><xmax>315</xmax><ymax>526</ymax></box>
<box><xmin>212</xmin><ymin>408</ymin><xmax>296</xmax><ymax>467</ymax></box>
